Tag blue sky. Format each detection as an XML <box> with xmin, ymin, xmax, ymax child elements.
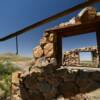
<box><xmin>80</xmin><ymin>52</ymin><xmax>92</xmax><ymax>61</ymax></box>
<box><xmin>0</xmin><ymin>0</ymin><xmax>99</xmax><ymax>57</ymax></box>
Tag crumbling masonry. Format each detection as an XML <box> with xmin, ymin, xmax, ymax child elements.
<box><xmin>63</xmin><ymin>46</ymin><xmax>99</xmax><ymax>67</ymax></box>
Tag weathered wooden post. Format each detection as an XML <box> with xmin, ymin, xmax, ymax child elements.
<box><xmin>96</xmin><ymin>23</ymin><xmax>100</xmax><ymax>67</ymax></box>
<box><xmin>55</xmin><ymin>33</ymin><xmax>62</xmax><ymax>67</ymax></box>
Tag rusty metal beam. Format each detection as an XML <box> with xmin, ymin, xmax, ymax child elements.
<box><xmin>0</xmin><ymin>0</ymin><xmax>99</xmax><ymax>42</ymax></box>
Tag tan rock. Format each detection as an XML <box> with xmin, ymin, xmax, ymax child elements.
<box><xmin>44</xmin><ymin>32</ymin><xmax>49</xmax><ymax>37</ymax></box>
<box><xmin>12</xmin><ymin>71</ymin><xmax>22</xmax><ymax>85</ymax></box>
<box><xmin>50</xmin><ymin>58</ymin><xmax>57</xmax><ymax>66</ymax></box>
<box><xmin>59</xmin><ymin>23</ymin><xmax>65</xmax><ymax>27</ymax></box>
<box><xmin>40</xmin><ymin>37</ymin><xmax>47</xmax><ymax>45</ymax></box>
<box><xmin>33</xmin><ymin>46</ymin><xmax>43</xmax><ymax>58</ymax></box>
<box><xmin>0</xmin><ymin>88</ymin><xmax>5</xmax><ymax>100</ymax></box>
<box><xmin>74</xmin><ymin>94</ymin><xmax>88</xmax><ymax>100</ymax></box>
<box><xmin>78</xmin><ymin>7</ymin><xmax>97</xmax><ymax>23</ymax></box>
<box><xmin>44</xmin><ymin>43</ymin><xmax>54</xmax><ymax>57</ymax></box>
<box><xmin>57</xmin><ymin>95</ymin><xmax>65</xmax><ymax>100</ymax></box>
<box><xmin>34</xmin><ymin>57</ymin><xmax>49</xmax><ymax>67</ymax></box>
<box><xmin>49</xmin><ymin>33</ymin><xmax>54</xmax><ymax>42</ymax></box>
<box><xmin>12</xmin><ymin>95</ymin><xmax>22</xmax><ymax>100</ymax></box>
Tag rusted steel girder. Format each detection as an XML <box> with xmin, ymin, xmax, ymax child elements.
<box><xmin>0</xmin><ymin>0</ymin><xmax>99</xmax><ymax>42</ymax></box>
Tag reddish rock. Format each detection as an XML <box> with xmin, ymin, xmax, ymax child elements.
<box><xmin>33</xmin><ymin>46</ymin><xmax>43</xmax><ymax>58</ymax></box>
<box><xmin>44</xmin><ymin>43</ymin><xmax>54</xmax><ymax>57</ymax></box>
<box><xmin>40</xmin><ymin>37</ymin><xmax>47</xmax><ymax>45</ymax></box>
<box><xmin>44</xmin><ymin>32</ymin><xmax>50</xmax><ymax>37</ymax></box>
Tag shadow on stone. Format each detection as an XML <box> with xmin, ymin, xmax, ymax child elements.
<box><xmin>19</xmin><ymin>64</ymin><xmax>100</xmax><ymax>100</ymax></box>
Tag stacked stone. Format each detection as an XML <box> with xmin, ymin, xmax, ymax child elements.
<box><xmin>63</xmin><ymin>46</ymin><xmax>98</xmax><ymax>67</ymax></box>
<box><xmin>11</xmin><ymin>71</ymin><xmax>22</xmax><ymax>100</ymax></box>
<box><xmin>32</xmin><ymin>32</ymin><xmax>57</xmax><ymax>71</ymax></box>
<box><xmin>63</xmin><ymin>51</ymin><xmax>80</xmax><ymax>66</ymax></box>
<box><xmin>78</xmin><ymin>46</ymin><xmax>97</xmax><ymax>52</ymax></box>
<box><xmin>11</xmin><ymin>32</ymin><xmax>58</xmax><ymax>100</ymax></box>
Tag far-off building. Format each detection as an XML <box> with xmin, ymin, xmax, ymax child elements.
<box><xmin>63</xmin><ymin>46</ymin><xmax>99</xmax><ymax>67</ymax></box>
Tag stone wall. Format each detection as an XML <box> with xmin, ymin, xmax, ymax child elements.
<box><xmin>12</xmin><ymin>67</ymin><xmax>100</xmax><ymax>100</ymax></box>
<box><xmin>31</xmin><ymin>32</ymin><xmax>57</xmax><ymax>71</ymax></box>
<box><xmin>63</xmin><ymin>46</ymin><xmax>99</xmax><ymax>67</ymax></box>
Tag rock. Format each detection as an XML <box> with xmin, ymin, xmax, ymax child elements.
<box><xmin>74</xmin><ymin>94</ymin><xmax>88</xmax><ymax>100</ymax></box>
<box><xmin>44</xmin><ymin>43</ymin><xmax>54</xmax><ymax>57</ymax></box>
<box><xmin>28</xmin><ymin>91</ymin><xmax>44</xmax><ymax>100</ymax></box>
<box><xmin>58</xmin><ymin>82</ymin><xmax>79</xmax><ymax>98</ymax></box>
<box><xmin>12</xmin><ymin>71</ymin><xmax>22</xmax><ymax>85</ymax></box>
<box><xmin>33</xmin><ymin>46</ymin><xmax>43</xmax><ymax>58</ymax></box>
<box><xmin>91</xmin><ymin>71</ymin><xmax>100</xmax><ymax>82</ymax></box>
<box><xmin>57</xmin><ymin>95</ymin><xmax>65</xmax><ymax>100</ymax></box>
<box><xmin>34</xmin><ymin>57</ymin><xmax>49</xmax><ymax>67</ymax></box>
<box><xmin>29</xmin><ymin>58</ymin><xmax>35</xmax><ymax>66</ymax></box>
<box><xmin>12</xmin><ymin>95</ymin><xmax>22</xmax><ymax>100</ymax></box>
<box><xmin>34</xmin><ymin>58</ymin><xmax>42</xmax><ymax>67</ymax></box>
<box><xmin>42</xmin><ymin>59</ymin><xmax>49</xmax><ymax>66</ymax></box>
<box><xmin>44</xmin><ymin>32</ymin><xmax>50</xmax><ymax>37</ymax></box>
<box><xmin>78</xmin><ymin>7</ymin><xmax>97</xmax><ymax>23</ymax></box>
<box><xmin>0</xmin><ymin>88</ymin><xmax>5</xmax><ymax>100</ymax></box>
<box><xmin>39</xmin><ymin>81</ymin><xmax>51</xmax><ymax>93</ymax></box>
<box><xmin>12</xmin><ymin>72</ymin><xmax>22</xmax><ymax>100</ymax></box>
<box><xmin>38</xmin><ymin>81</ymin><xmax>57</xmax><ymax>99</ymax></box>
<box><xmin>59</xmin><ymin>23</ymin><xmax>65</xmax><ymax>27</ymax></box>
<box><xmin>40</xmin><ymin>37</ymin><xmax>47</xmax><ymax>45</ymax></box>
<box><xmin>49</xmin><ymin>33</ymin><xmax>54</xmax><ymax>42</ymax></box>
<box><xmin>50</xmin><ymin>58</ymin><xmax>57</xmax><ymax>66</ymax></box>
<box><xmin>30</xmin><ymin>66</ymin><xmax>43</xmax><ymax>73</ymax></box>
<box><xmin>24</xmin><ymin>76</ymin><xmax>37</xmax><ymax>90</ymax></box>
<box><xmin>69</xmin><ymin>17</ymin><xmax>76</xmax><ymax>24</ymax></box>
<box><xmin>76</xmin><ymin>71</ymin><xmax>92</xmax><ymax>92</ymax></box>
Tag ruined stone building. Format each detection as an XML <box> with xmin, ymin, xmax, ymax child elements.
<box><xmin>63</xmin><ymin>46</ymin><xmax>99</xmax><ymax>67</ymax></box>
<box><xmin>12</xmin><ymin>7</ymin><xmax>100</xmax><ymax>100</ymax></box>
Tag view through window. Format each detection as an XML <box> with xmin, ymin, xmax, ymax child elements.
<box><xmin>62</xmin><ymin>32</ymin><xmax>97</xmax><ymax>67</ymax></box>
